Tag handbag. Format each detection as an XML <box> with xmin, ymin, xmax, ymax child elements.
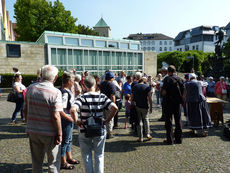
<box><xmin>82</xmin><ymin>94</ymin><xmax>104</xmax><ymax>138</ymax></box>
<box><xmin>7</xmin><ymin>91</ymin><xmax>17</xmax><ymax>103</ymax></box>
<box><xmin>222</xmin><ymin>88</ymin><xmax>227</xmax><ymax>94</ymax></box>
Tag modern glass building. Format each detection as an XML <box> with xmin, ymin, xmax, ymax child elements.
<box><xmin>37</xmin><ymin>31</ymin><xmax>144</xmax><ymax>74</ymax></box>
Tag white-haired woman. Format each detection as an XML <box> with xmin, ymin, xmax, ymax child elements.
<box><xmin>74</xmin><ymin>74</ymin><xmax>82</xmax><ymax>98</ymax></box>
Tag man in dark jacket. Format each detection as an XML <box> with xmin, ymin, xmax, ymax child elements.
<box><xmin>100</xmin><ymin>71</ymin><xmax>116</xmax><ymax>139</ymax></box>
<box><xmin>161</xmin><ymin>65</ymin><xmax>185</xmax><ymax>145</ymax></box>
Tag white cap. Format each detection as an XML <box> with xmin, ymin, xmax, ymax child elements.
<box><xmin>209</xmin><ymin>76</ymin><xmax>213</xmax><ymax>80</ymax></box>
<box><xmin>189</xmin><ymin>73</ymin><xmax>196</xmax><ymax>80</ymax></box>
<box><xmin>220</xmin><ymin>76</ymin><xmax>225</xmax><ymax>79</ymax></box>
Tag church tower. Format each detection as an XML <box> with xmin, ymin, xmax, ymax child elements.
<box><xmin>93</xmin><ymin>18</ymin><xmax>111</xmax><ymax>37</ymax></box>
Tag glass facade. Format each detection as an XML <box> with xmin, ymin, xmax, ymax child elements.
<box><xmin>43</xmin><ymin>31</ymin><xmax>143</xmax><ymax>75</ymax></box>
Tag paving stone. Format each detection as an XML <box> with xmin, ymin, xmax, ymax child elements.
<box><xmin>0</xmin><ymin>94</ymin><xmax>230</xmax><ymax>173</ymax></box>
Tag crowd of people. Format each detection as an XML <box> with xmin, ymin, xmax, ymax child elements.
<box><xmin>7</xmin><ymin>65</ymin><xmax>230</xmax><ymax>173</ymax></box>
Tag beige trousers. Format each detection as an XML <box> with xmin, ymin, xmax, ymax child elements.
<box><xmin>28</xmin><ymin>134</ymin><xmax>61</xmax><ymax>173</ymax></box>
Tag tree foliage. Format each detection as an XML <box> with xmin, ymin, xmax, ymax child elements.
<box><xmin>223</xmin><ymin>37</ymin><xmax>230</xmax><ymax>57</ymax></box>
<box><xmin>157</xmin><ymin>50</ymin><xmax>213</xmax><ymax>75</ymax></box>
<box><xmin>14</xmin><ymin>0</ymin><xmax>97</xmax><ymax>41</ymax></box>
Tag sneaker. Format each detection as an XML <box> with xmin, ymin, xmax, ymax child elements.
<box><xmin>146</xmin><ymin>135</ymin><xmax>152</xmax><ymax>140</ymax></box>
<box><xmin>137</xmin><ymin>138</ymin><xmax>143</xmax><ymax>142</ymax></box>
<box><xmin>9</xmin><ymin>120</ymin><xmax>16</xmax><ymax>125</ymax></box>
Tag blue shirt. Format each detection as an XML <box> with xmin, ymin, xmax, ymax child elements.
<box><xmin>207</xmin><ymin>81</ymin><xmax>215</xmax><ymax>93</ymax></box>
<box><xmin>122</xmin><ymin>82</ymin><xmax>131</xmax><ymax>95</ymax></box>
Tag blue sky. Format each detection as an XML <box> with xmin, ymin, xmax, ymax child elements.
<box><xmin>6</xmin><ymin>0</ymin><xmax>230</xmax><ymax>39</ymax></box>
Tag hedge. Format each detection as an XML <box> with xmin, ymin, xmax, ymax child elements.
<box><xmin>0</xmin><ymin>73</ymin><xmax>62</xmax><ymax>88</ymax></box>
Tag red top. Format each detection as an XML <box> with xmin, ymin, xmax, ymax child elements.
<box><xmin>215</xmin><ymin>81</ymin><xmax>227</xmax><ymax>95</ymax></box>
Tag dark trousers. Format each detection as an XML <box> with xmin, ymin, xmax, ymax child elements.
<box><xmin>164</xmin><ymin>103</ymin><xmax>182</xmax><ymax>144</ymax></box>
<box><xmin>113</xmin><ymin>101</ymin><xmax>120</xmax><ymax>127</ymax></box>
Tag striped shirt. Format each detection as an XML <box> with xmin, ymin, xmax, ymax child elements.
<box><xmin>25</xmin><ymin>81</ymin><xmax>63</xmax><ymax>136</ymax></box>
<box><xmin>73</xmin><ymin>92</ymin><xmax>116</xmax><ymax>131</ymax></box>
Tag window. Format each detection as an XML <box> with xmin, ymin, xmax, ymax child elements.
<box><xmin>169</xmin><ymin>47</ymin><xmax>172</xmax><ymax>51</ymax></box>
<box><xmin>160</xmin><ymin>41</ymin><xmax>162</xmax><ymax>45</ymax></box>
<box><xmin>152</xmin><ymin>47</ymin><xmax>155</xmax><ymax>51</ymax></box>
<box><xmin>6</xmin><ymin>44</ymin><xmax>21</xmax><ymax>57</ymax></box>
<box><xmin>159</xmin><ymin>47</ymin><xmax>162</xmax><ymax>51</ymax></box>
<box><xmin>48</xmin><ymin>36</ymin><xmax>63</xmax><ymax>45</ymax></box>
<box><xmin>164</xmin><ymin>41</ymin><xmax>167</xmax><ymax>45</ymax></box>
<box><xmin>81</xmin><ymin>39</ymin><xmax>93</xmax><ymax>47</ymax></box>
<box><xmin>108</xmin><ymin>41</ymin><xmax>118</xmax><ymax>48</ymax></box>
<box><xmin>152</xmin><ymin>41</ymin><xmax>155</xmax><ymax>45</ymax></box>
<box><xmin>169</xmin><ymin>41</ymin><xmax>172</xmax><ymax>45</ymax></box>
<box><xmin>143</xmin><ymin>47</ymin><xmax>146</xmax><ymax>51</ymax></box>
<box><xmin>185</xmin><ymin>45</ymin><xmax>189</xmax><ymax>51</ymax></box>
<box><xmin>147</xmin><ymin>47</ymin><xmax>151</xmax><ymax>51</ymax></box>
<box><xmin>65</xmin><ymin>38</ymin><xmax>79</xmax><ymax>46</ymax></box>
<box><xmin>120</xmin><ymin>43</ymin><xmax>129</xmax><ymax>49</ymax></box>
<box><xmin>196</xmin><ymin>45</ymin><xmax>199</xmax><ymax>50</ymax></box>
<box><xmin>95</xmin><ymin>40</ymin><xmax>106</xmax><ymax>47</ymax></box>
<box><xmin>130</xmin><ymin>44</ymin><xmax>139</xmax><ymax>50</ymax></box>
<box><xmin>192</xmin><ymin>45</ymin><xmax>195</xmax><ymax>50</ymax></box>
<box><xmin>164</xmin><ymin>47</ymin><xmax>167</xmax><ymax>51</ymax></box>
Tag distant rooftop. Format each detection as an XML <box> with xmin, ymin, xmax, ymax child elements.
<box><xmin>174</xmin><ymin>25</ymin><xmax>215</xmax><ymax>41</ymax></box>
<box><xmin>125</xmin><ymin>33</ymin><xmax>174</xmax><ymax>40</ymax></box>
<box><xmin>94</xmin><ymin>18</ymin><xmax>110</xmax><ymax>28</ymax></box>
<box><xmin>225</xmin><ymin>22</ymin><xmax>230</xmax><ymax>30</ymax></box>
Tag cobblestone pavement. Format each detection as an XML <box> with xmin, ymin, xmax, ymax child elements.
<box><xmin>0</xmin><ymin>93</ymin><xmax>230</xmax><ymax>173</ymax></box>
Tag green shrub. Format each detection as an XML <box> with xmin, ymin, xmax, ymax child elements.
<box><xmin>0</xmin><ymin>73</ymin><xmax>63</xmax><ymax>88</ymax></box>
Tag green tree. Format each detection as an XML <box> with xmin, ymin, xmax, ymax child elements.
<box><xmin>14</xmin><ymin>0</ymin><xmax>97</xmax><ymax>41</ymax></box>
<box><xmin>76</xmin><ymin>24</ymin><xmax>99</xmax><ymax>36</ymax></box>
<box><xmin>223</xmin><ymin>37</ymin><xmax>230</xmax><ymax>57</ymax></box>
<box><xmin>157</xmin><ymin>50</ymin><xmax>213</xmax><ymax>74</ymax></box>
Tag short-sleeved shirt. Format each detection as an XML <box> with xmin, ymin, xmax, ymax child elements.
<box><xmin>132</xmin><ymin>83</ymin><xmax>151</xmax><ymax>109</ymax></box>
<box><xmin>73</xmin><ymin>92</ymin><xmax>116</xmax><ymax>132</ymax></box>
<box><xmin>100</xmin><ymin>80</ymin><xmax>116</xmax><ymax>98</ymax></box>
<box><xmin>25</xmin><ymin>81</ymin><xmax>63</xmax><ymax>136</ymax></box>
<box><xmin>13</xmin><ymin>82</ymin><xmax>26</xmax><ymax>98</ymax></box>
<box><xmin>61</xmin><ymin>88</ymin><xmax>74</xmax><ymax>114</ymax></box>
<box><xmin>122</xmin><ymin>82</ymin><xmax>131</xmax><ymax>95</ymax></box>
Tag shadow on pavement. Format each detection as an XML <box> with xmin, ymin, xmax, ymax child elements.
<box><xmin>104</xmin><ymin>140</ymin><xmax>163</xmax><ymax>153</ymax></box>
<box><xmin>0</xmin><ymin>163</ymin><xmax>36</xmax><ymax>173</ymax></box>
<box><xmin>0</xmin><ymin>118</ymin><xmax>27</xmax><ymax>140</ymax></box>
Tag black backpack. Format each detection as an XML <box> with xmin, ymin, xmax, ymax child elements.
<box><xmin>168</xmin><ymin>76</ymin><xmax>185</xmax><ymax>104</ymax></box>
<box><xmin>81</xmin><ymin>94</ymin><xmax>105</xmax><ymax>138</ymax></box>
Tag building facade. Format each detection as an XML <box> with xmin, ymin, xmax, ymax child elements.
<box><xmin>0</xmin><ymin>0</ymin><xmax>15</xmax><ymax>41</ymax></box>
<box><xmin>174</xmin><ymin>25</ymin><xmax>228</xmax><ymax>52</ymax></box>
<box><xmin>0</xmin><ymin>41</ymin><xmax>45</xmax><ymax>74</ymax></box>
<box><xmin>225</xmin><ymin>22</ymin><xmax>230</xmax><ymax>38</ymax></box>
<box><xmin>125</xmin><ymin>33</ymin><xmax>174</xmax><ymax>54</ymax></box>
<box><xmin>0</xmin><ymin>31</ymin><xmax>157</xmax><ymax>76</ymax></box>
<box><xmin>36</xmin><ymin>31</ymin><xmax>149</xmax><ymax>75</ymax></box>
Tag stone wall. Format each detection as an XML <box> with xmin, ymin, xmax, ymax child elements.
<box><xmin>144</xmin><ymin>51</ymin><xmax>157</xmax><ymax>77</ymax></box>
<box><xmin>0</xmin><ymin>42</ymin><xmax>45</xmax><ymax>74</ymax></box>
<box><xmin>94</xmin><ymin>27</ymin><xmax>110</xmax><ymax>37</ymax></box>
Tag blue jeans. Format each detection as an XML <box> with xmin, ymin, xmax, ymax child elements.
<box><xmin>61</xmin><ymin>119</ymin><xmax>74</xmax><ymax>157</ymax></box>
<box><xmin>155</xmin><ymin>90</ymin><xmax>161</xmax><ymax>105</ymax></box>
<box><xmin>11</xmin><ymin>98</ymin><xmax>24</xmax><ymax>121</ymax></box>
<box><xmin>79</xmin><ymin>129</ymin><xmax>106</xmax><ymax>173</ymax></box>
